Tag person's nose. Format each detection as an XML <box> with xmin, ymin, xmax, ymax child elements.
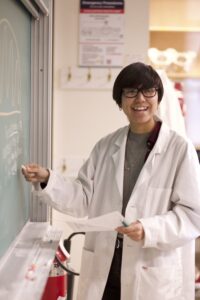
<box><xmin>135</xmin><ymin>91</ymin><xmax>145</xmax><ymax>101</ymax></box>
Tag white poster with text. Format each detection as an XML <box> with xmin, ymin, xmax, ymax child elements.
<box><xmin>79</xmin><ymin>0</ymin><xmax>124</xmax><ymax>67</ymax></box>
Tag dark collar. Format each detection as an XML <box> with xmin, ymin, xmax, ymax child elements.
<box><xmin>147</xmin><ymin>121</ymin><xmax>162</xmax><ymax>150</ymax></box>
<box><xmin>145</xmin><ymin>121</ymin><xmax>162</xmax><ymax>161</ymax></box>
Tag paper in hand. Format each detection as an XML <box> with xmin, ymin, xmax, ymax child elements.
<box><xmin>66</xmin><ymin>211</ymin><xmax>124</xmax><ymax>232</ymax></box>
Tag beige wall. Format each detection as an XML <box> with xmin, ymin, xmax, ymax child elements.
<box><xmin>53</xmin><ymin>0</ymin><xmax>149</xmax><ymax>162</ymax></box>
<box><xmin>52</xmin><ymin>1</ymin><xmax>149</xmax><ymax>298</ymax></box>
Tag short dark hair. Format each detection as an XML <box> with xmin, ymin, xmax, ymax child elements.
<box><xmin>112</xmin><ymin>62</ymin><xmax>164</xmax><ymax>107</ymax></box>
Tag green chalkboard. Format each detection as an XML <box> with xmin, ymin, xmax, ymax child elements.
<box><xmin>0</xmin><ymin>0</ymin><xmax>31</xmax><ymax>258</ymax></box>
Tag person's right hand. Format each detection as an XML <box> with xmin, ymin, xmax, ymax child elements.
<box><xmin>22</xmin><ymin>164</ymin><xmax>50</xmax><ymax>184</ymax></box>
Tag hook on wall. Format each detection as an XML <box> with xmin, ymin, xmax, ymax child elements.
<box><xmin>107</xmin><ymin>68</ymin><xmax>112</xmax><ymax>82</ymax></box>
<box><xmin>67</xmin><ymin>67</ymin><xmax>72</xmax><ymax>81</ymax></box>
<box><xmin>60</xmin><ymin>66</ymin><xmax>121</xmax><ymax>89</ymax></box>
<box><xmin>61</xmin><ymin>159</ymin><xmax>67</xmax><ymax>173</ymax></box>
<box><xmin>87</xmin><ymin>68</ymin><xmax>92</xmax><ymax>81</ymax></box>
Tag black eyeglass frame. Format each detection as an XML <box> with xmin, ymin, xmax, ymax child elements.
<box><xmin>122</xmin><ymin>87</ymin><xmax>159</xmax><ymax>99</ymax></box>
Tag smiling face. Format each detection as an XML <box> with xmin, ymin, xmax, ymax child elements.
<box><xmin>112</xmin><ymin>63</ymin><xmax>164</xmax><ymax>127</ymax></box>
<box><xmin>121</xmin><ymin>87</ymin><xmax>159</xmax><ymax>133</ymax></box>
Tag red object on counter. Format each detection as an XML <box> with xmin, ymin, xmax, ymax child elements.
<box><xmin>41</xmin><ymin>245</ymin><xmax>70</xmax><ymax>300</ymax></box>
<box><xmin>174</xmin><ymin>81</ymin><xmax>187</xmax><ymax>116</ymax></box>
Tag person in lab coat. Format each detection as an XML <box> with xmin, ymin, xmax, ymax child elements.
<box><xmin>22</xmin><ymin>62</ymin><xmax>200</xmax><ymax>300</ymax></box>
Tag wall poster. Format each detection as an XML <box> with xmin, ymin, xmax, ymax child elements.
<box><xmin>79</xmin><ymin>0</ymin><xmax>124</xmax><ymax>67</ymax></box>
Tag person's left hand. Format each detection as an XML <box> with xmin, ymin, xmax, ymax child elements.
<box><xmin>116</xmin><ymin>220</ymin><xmax>144</xmax><ymax>241</ymax></box>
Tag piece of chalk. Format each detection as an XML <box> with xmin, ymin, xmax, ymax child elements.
<box><xmin>122</xmin><ymin>220</ymin><xmax>129</xmax><ymax>227</ymax></box>
<box><xmin>25</xmin><ymin>270</ymin><xmax>36</xmax><ymax>281</ymax></box>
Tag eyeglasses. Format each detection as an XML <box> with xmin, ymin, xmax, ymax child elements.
<box><xmin>122</xmin><ymin>87</ymin><xmax>158</xmax><ymax>99</ymax></box>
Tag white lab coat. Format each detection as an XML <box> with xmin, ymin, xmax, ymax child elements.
<box><xmin>157</xmin><ymin>70</ymin><xmax>186</xmax><ymax>137</ymax></box>
<box><xmin>38</xmin><ymin>121</ymin><xmax>200</xmax><ymax>300</ymax></box>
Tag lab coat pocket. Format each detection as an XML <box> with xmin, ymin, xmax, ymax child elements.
<box><xmin>138</xmin><ymin>264</ymin><xmax>183</xmax><ymax>300</ymax></box>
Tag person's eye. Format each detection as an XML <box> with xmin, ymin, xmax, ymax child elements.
<box><xmin>143</xmin><ymin>88</ymin><xmax>157</xmax><ymax>96</ymax></box>
<box><xmin>144</xmin><ymin>88</ymin><xmax>154</xmax><ymax>93</ymax></box>
<box><xmin>128</xmin><ymin>89</ymin><xmax>137</xmax><ymax>94</ymax></box>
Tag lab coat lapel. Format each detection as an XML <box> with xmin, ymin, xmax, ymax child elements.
<box><xmin>134</xmin><ymin>121</ymin><xmax>170</xmax><ymax>189</ymax></box>
<box><xmin>135</xmin><ymin>151</ymin><xmax>158</xmax><ymax>188</ymax></box>
<box><xmin>111</xmin><ymin>122</ymin><xmax>170</xmax><ymax>200</ymax></box>
<box><xmin>111</xmin><ymin>127</ymin><xmax>129</xmax><ymax>199</ymax></box>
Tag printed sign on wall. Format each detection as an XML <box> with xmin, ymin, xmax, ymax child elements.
<box><xmin>79</xmin><ymin>0</ymin><xmax>124</xmax><ymax>67</ymax></box>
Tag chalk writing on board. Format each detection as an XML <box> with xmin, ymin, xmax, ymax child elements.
<box><xmin>0</xmin><ymin>19</ymin><xmax>21</xmax><ymax>107</ymax></box>
<box><xmin>0</xmin><ymin>19</ymin><xmax>22</xmax><ymax>190</ymax></box>
<box><xmin>0</xmin><ymin>0</ymin><xmax>30</xmax><ymax>259</ymax></box>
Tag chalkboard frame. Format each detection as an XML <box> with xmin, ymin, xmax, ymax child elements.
<box><xmin>28</xmin><ymin>0</ymin><xmax>53</xmax><ymax>222</ymax></box>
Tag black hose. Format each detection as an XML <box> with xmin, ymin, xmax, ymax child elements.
<box><xmin>55</xmin><ymin>255</ymin><xmax>80</xmax><ymax>276</ymax></box>
<box><xmin>56</xmin><ymin>231</ymin><xmax>85</xmax><ymax>276</ymax></box>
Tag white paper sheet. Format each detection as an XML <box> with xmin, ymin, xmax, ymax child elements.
<box><xmin>66</xmin><ymin>211</ymin><xmax>125</xmax><ymax>232</ymax></box>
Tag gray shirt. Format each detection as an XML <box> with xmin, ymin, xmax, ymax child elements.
<box><xmin>122</xmin><ymin>130</ymin><xmax>150</xmax><ymax>216</ymax></box>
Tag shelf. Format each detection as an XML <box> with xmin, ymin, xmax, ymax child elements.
<box><xmin>166</xmin><ymin>72</ymin><xmax>200</xmax><ymax>80</ymax></box>
<box><xmin>149</xmin><ymin>31</ymin><xmax>200</xmax><ymax>79</ymax></box>
<box><xmin>149</xmin><ymin>0</ymin><xmax>200</xmax><ymax>80</ymax></box>
<box><xmin>150</xmin><ymin>26</ymin><xmax>200</xmax><ymax>33</ymax></box>
<box><xmin>150</xmin><ymin>0</ymin><xmax>200</xmax><ymax>31</ymax></box>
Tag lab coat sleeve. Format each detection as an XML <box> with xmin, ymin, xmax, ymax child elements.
<box><xmin>139</xmin><ymin>140</ymin><xmax>200</xmax><ymax>251</ymax></box>
<box><xmin>34</xmin><ymin>142</ymin><xmax>100</xmax><ymax>218</ymax></box>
